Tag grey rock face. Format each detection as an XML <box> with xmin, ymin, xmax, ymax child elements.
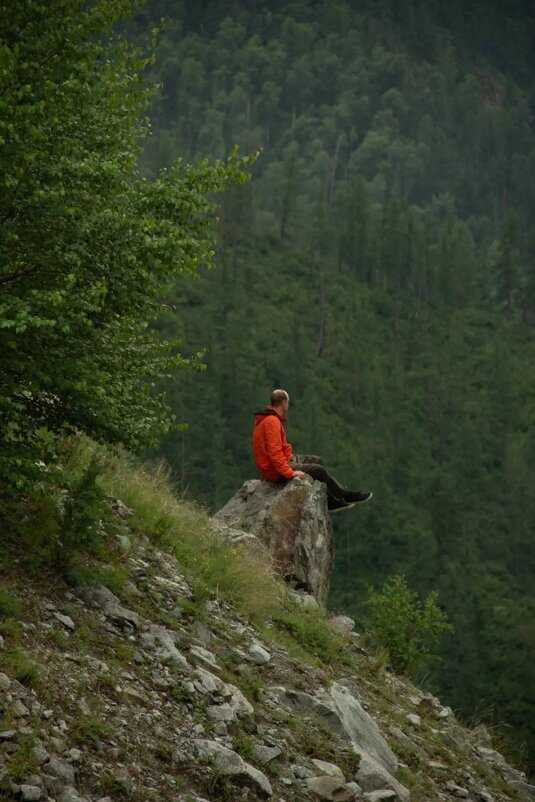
<box><xmin>194</xmin><ymin>739</ymin><xmax>272</xmax><ymax>797</ymax></box>
<box><xmin>445</xmin><ymin>780</ymin><xmax>469</xmax><ymax>797</ymax></box>
<box><xmin>306</xmin><ymin>775</ymin><xmax>355</xmax><ymax>801</ymax></box>
<box><xmin>274</xmin><ymin>683</ymin><xmax>409</xmax><ymax>801</ymax></box>
<box><xmin>0</xmin><ymin>672</ymin><xmax>11</xmax><ymax>691</ymax></box>
<box><xmin>206</xmin><ymin>703</ymin><xmax>235</xmax><ymax>722</ymax></box>
<box><xmin>438</xmin><ymin>725</ymin><xmax>469</xmax><ymax>749</ymax></box>
<box><xmin>53</xmin><ymin>612</ymin><xmax>75</xmax><ymax>631</ymax></box>
<box><xmin>248</xmin><ymin>641</ymin><xmax>271</xmax><ymax>665</ymax></box>
<box><xmin>476</xmin><ymin>746</ymin><xmax>507</xmax><ymax>765</ymax></box>
<box><xmin>20</xmin><ymin>785</ymin><xmax>42</xmax><ymax>801</ymax></box>
<box><xmin>78</xmin><ymin>585</ymin><xmax>138</xmax><ymax>628</ymax></box>
<box><xmin>140</xmin><ymin>625</ymin><xmax>189</xmax><ymax>670</ymax></box>
<box><xmin>274</xmin><ymin>683</ymin><xmax>397</xmax><ymax>776</ymax></box>
<box><xmin>310</xmin><ymin>759</ymin><xmax>345</xmax><ymax>780</ymax></box>
<box><xmin>329</xmin><ymin>615</ymin><xmax>356</xmax><ymax>635</ymax></box>
<box><xmin>357</xmin><ymin>754</ymin><xmax>409</xmax><ymax>802</ymax></box>
<box><xmin>255</xmin><ymin>745</ymin><xmax>282</xmax><ymax>765</ymax></box>
<box><xmin>290</xmin><ymin>590</ymin><xmax>320</xmax><ymax>609</ymax></box>
<box><xmin>210</xmin><ymin>519</ymin><xmax>269</xmax><ymax>554</ymax></box>
<box><xmin>46</xmin><ymin>757</ymin><xmax>76</xmax><ymax>785</ymax></box>
<box><xmin>509</xmin><ymin>779</ymin><xmax>535</xmax><ymax>801</ymax></box>
<box><xmin>59</xmin><ymin>788</ymin><xmax>90</xmax><ymax>802</ymax></box>
<box><xmin>213</xmin><ymin>477</ymin><xmax>334</xmax><ymax>605</ymax></box>
<box><xmin>193</xmin><ymin>666</ymin><xmax>253</xmax><ymax>720</ymax></box>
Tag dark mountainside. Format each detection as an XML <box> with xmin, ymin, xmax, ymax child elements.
<box><xmin>1</xmin><ymin>0</ymin><xmax>534</xmax><ymax>794</ymax></box>
<box><xmin>129</xmin><ymin>0</ymin><xmax>535</xmax><ymax>773</ymax></box>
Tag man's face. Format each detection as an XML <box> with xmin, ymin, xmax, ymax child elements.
<box><xmin>282</xmin><ymin>396</ymin><xmax>290</xmax><ymax>415</ymax></box>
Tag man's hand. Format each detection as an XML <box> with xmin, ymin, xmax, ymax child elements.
<box><xmin>293</xmin><ymin>470</ymin><xmax>307</xmax><ymax>479</ymax></box>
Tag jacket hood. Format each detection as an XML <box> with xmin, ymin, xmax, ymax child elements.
<box><xmin>253</xmin><ymin>406</ymin><xmax>285</xmax><ymax>425</ymax></box>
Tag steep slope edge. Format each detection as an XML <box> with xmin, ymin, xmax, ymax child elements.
<box><xmin>0</xmin><ymin>496</ymin><xmax>533</xmax><ymax>802</ymax></box>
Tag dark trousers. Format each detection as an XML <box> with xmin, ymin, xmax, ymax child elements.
<box><xmin>290</xmin><ymin>454</ymin><xmax>347</xmax><ymax>504</ymax></box>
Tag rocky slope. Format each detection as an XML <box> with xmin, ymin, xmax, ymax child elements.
<box><xmin>0</xmin><ymin>488</ymin><xmax>533</xmax><ymax>802</ymax></box>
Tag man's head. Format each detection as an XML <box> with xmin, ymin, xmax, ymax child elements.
<box><xmin>270</xmin><ymin>388</ymin><xmax>290</xmax><ymax>414</ymax></box>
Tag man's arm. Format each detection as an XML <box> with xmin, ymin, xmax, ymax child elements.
<box><xmin>263</xmin><ymin>417</ymin><xmax>298</xmax><ymax>479</ymax></box>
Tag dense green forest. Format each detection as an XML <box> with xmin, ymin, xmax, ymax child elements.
<box><xmin>1</xmin><ymin>0</ymin><xmax>534</xmax><ymax>777</ymax></box>
<box><xmin>130</xmin><ymin>0</ymin><xmax>535</xmax><ymax>770</ymax></box>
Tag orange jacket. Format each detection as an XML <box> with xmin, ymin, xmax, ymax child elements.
<box><xmin>252</xmin><ymin>406</ymin><xmax>295</xmax><ymax>481</ymax></box>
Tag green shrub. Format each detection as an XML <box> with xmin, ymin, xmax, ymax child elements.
<box><xmin>270</xmin><ymin>599</ymin><xmax>352</xmax><ymax>667</ymax></box>
<box><xmin>70</xmin><ymin>714</ymin><xmax>113</xmax><ymax>746</ymax></box>
<box><xmin>232</xmin><ymin>734</ymin><xmax>257</xmax><ymax>764</ymax></box>
<box><xmin>53</xmin><ymin>448</ymin><xmax>109</xmax><ymax>571</ymax></box>
<box><xmin>96</xmin><ymin>772</ymin><xmax>130</xmax><ymax>798</ymax></box>
<box><xmin>0</xmin><ymin>437</ymin><xmax>110</xmax><ymax>575</ymax></box>
<box><xmin>365</xmin><ymin>575</ymin><xmax>453</xmax><ymax>674</ymax></box>
<box><xmin>6</xmin><ymin>733</ymin><xmax>38</xmax><ymax>781</ymax></box>
<box><xmin>0</xmin><ymin>648</ymin><xmax>41</xmax><ymax>687</ymax></box>
<box><xmin>0</xmin><ymin>584</ymin><xmax>21</xmax><ymax>620</ymax></box>
<box><xmin>0</xmin><ymin>618</ymin><xmax>23</xmax><ymax>642</ymax></box>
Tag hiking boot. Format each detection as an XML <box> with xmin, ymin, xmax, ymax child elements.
<box><xmin>328</xmin><ymin>499</ymin><xmax>357</xmax><ymax>513</ymax></box>
<box><xmin>343</xmin><ymin>490</ymin><xmax>373</xmax><ymax>505</ymax></box>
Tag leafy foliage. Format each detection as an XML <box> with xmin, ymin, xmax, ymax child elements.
<box><xmin>366</xmin><ymin>575</ymin><xmax>453</xmax><ymax>674</ymax></box>
<box><xmin>0</xmin><ymin>0</ymin><xmax>250</xmax><ymax>488</ymax></box>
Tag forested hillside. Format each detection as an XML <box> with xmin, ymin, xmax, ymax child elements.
<box><xmin>131</xmin><ymin>0</ymin><xmax>535</xmax><ymax>771</ymax></box>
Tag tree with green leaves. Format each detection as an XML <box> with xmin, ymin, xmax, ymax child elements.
<box><xmin>366</xmin><ymin>574</ymin><xmax>454</xmax><ymax>674</ymax></box>
<box><xmin>0</xmin><ymin>0</ymin><xmax>250</xmax><ymax>487</ymax></box>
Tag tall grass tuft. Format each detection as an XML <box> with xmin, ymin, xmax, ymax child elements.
<box><xmin>0</xmin><ymin>584</ymin><xmax>21</xmax><ymax>620</ymax></box>
<box><xmin>102</xmin><ymin>455</ymin><xmax>286</xmax><ymax>624</ymax></box>
<box><xmin>270</xmin><ymin>599</ymin><xmax>354</xmax><ymax>667</ymax></box>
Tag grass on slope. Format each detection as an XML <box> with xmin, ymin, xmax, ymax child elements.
<box><xmin>0</xmin><ymin>435</ymin><xmax>353</xmax><ymax>673</ymax></box>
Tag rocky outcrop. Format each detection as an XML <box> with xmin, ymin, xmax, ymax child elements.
<box><xmin>194</xmin><ymin>739</ymin><xmax>273</xmax><ymax>797</ymax></box>
<box><xmin>212</xmin><ymin>476</ymin><xmax>334</xmax><ymax>604</ymax></box>
<box><xmin>272</xmin><ymin>683</ymin><xmax>409</xmax><ymax>801</ymax></box>
<box><xmin>2</xmin><ymin>501</ymin><xmax>533</xmax><ymax>802</ymax></box>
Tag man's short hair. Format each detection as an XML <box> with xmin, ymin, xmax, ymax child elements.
<box><xmin>270</xmin><ymin>388</ymin><xmax>289</xmax><ymax>406</ymax></box>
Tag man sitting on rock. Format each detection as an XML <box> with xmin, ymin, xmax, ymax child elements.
<box><xmin>252</xmin><ymin>388</ymin><xmax>372</xmax><ymax>512</ymax></box>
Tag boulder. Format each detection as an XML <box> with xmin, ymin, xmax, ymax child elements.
<box><xmin>356</xmin><ymin>754</ymin><xmax>409</xmax><ymax>802</ymax></box>
<box><xmin>274</xmin><ymin>683</ymin><xmax>409</xmax><ymax>801</ymax></box>
<box><xmin>508</xmin><ymin>779</ymin><xmax>535</xmax><ymax>802</ymax></box>
<box><xmin>140</xmin><ymin>625</ymin><xmax>189</xmax><ymax>671</ymax></box>
<box><xmin>213</xmin><ymin>477</ymin><xmax>334</xmax><ymax>604</ymax></box>
<box><xmin>274</xmin><ymin>683</ymin><xmax>397</xmax><ymax>775</ymax></box>
<box><xmin>306</xmin><ymin>775</ymin><xmax>355</xmax><ymax>801</ymax></box>
<box><xmin>311</xmin><ymin>759</ymin><xmax>346</xmax><ymax>780</ymax></box>
<box><xmin>78</xmin><ymin>585</ymin><xmax>138</xmax><ymax>629</ymax></box>
<box><xmin>194</xmin><ymin>739</ymin><xmax>272</xmax><ymax>797</ymax></box>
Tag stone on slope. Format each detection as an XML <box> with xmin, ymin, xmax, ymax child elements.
<box><xmin>255</xmin><ymin>744</ymin><xmax>282</xmax><ymax>765</ymax></box>
<box><xmin>193</xmin><ymin>667</ymin><xmax>253</xmax><ymax>719</ymax></box>
<box><xmin>274</xmin><ymin>683</ymin><xmax>398</xmax><ymax>775</ymax></box>
<box><xmin>20</xmin><ymin>786</ymin><xmax>42</xmax><ymax>802</ymax></box>
<box><xmin>78</xmin><ymin>585</ymin><xmax>138</xmax><ymax>628</ymax></box>
<box><xmin>213</xmin><ymin>477</ymin><xmax>334</xmax><ymax>604</ymax></box>
<box><xmin>248</xmin><ymin>641</ymin><xmax>271</xmax><ymax>665</ymax></box>
<box><xmin>306</xmin><ymin>775</ymin><xmax>355</xmax><ymax>801</ymax></box>
<box><xmin>194</xmin><ymin>739</ymin><xmax>272</xmax><ymax>797</ymax></box>
<box><xmin>329</xmin><ymin>615</ymin><xmax>356</xmax><ymax>635</ymax></box>
<box><xmin>53</xmin><ymin>613</ymin><xmax>75</xmax><ymax>631</ymax></box>
<box><xmin>356</xmin><ymin>754</ymin><xmax>409</xmax><ymax>802</ymax></box>
<box><xmin>508</xmin><ymin>779</ymin><xmax>535</xmax><ymax>802</ymax></box>
<box><xmin>311</xmin><ymin>759</ymin><xmax>346</xmax><ymax>780</ymax></box>
<box><xmin>59</xmin><ymin>789</ymin><xmax>90</xmax><ymax>802</ymax></box>
<box><xmin>140</xmin><ymin>625</ymin><xmax>189</xmax><ymax>671</ymax></box>
<box><xmin>46</xmin><ymin>756</ymin><xmax>76</xmax><ymax>785</ymax></box>
<box><xmin>210</xmin><ymin>519</ymin><xmax>268</xmax><ymax>554</ymax></box>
